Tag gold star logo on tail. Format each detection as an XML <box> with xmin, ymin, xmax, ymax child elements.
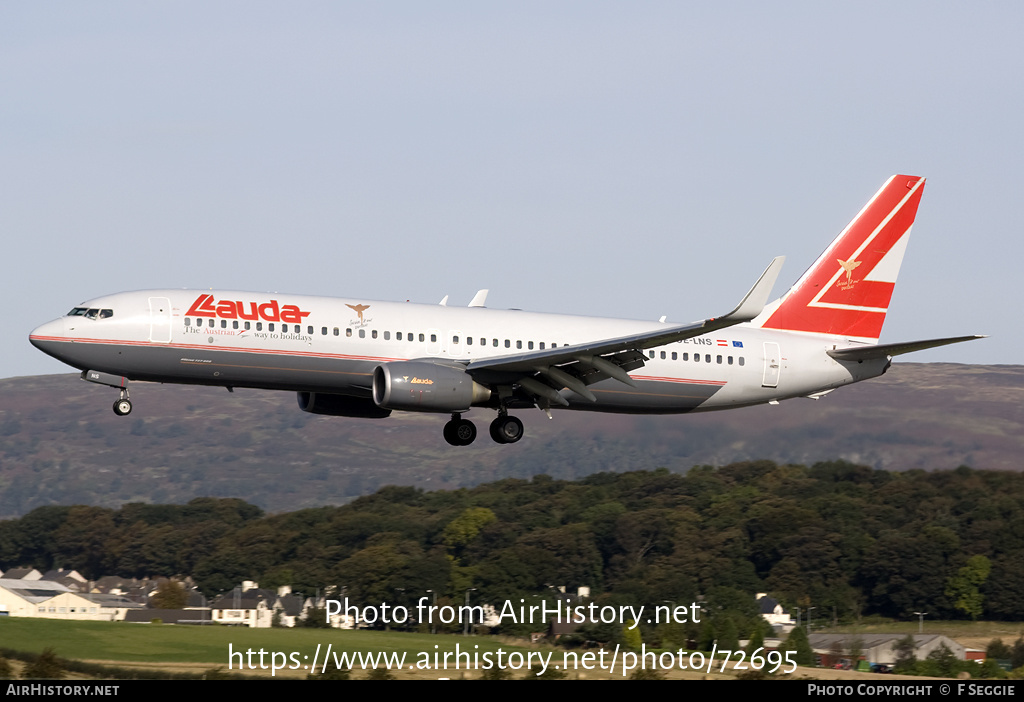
<box><xmin>837</xmin><ymin>258</ymin><xmax>862</xmax><ymax>285</ymax></box>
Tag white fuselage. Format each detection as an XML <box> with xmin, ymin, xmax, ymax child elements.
<box><xmin>30</xmin><ymin>288</ymin><xmax>886</xmax><ymax>416</ymax></box>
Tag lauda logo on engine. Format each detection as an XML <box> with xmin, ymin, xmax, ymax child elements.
<box><xmin>186</xmin><ymin>294</ymin><xmax>311</xmax><ymax>323</ymax></box>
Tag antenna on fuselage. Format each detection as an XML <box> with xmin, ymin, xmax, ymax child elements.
<box><xmin>468</xmin><ymin>289</ymin><xmax>489</xmax><ymax>308</ymax></box>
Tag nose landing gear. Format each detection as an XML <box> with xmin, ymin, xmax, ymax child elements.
<box><xmin>81</xmin><ymin>370</ymin><xmax>133</xmax><ymax>416</ymax></box>
<box><xmin>112</xmin><ymin>388</ymin><xmax>132</xmax><ymax>416</ymax></box>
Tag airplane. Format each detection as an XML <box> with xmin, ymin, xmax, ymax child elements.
<box><xmin>30</xmin><ymin>175</ymin><xmax>982</xmax><ymax>446</ymax></box>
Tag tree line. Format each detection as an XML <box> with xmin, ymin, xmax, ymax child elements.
<box><xmin>3</xmin><ymin>460</ymin><xmax>1024</xmax><ymax>630</ymax></box>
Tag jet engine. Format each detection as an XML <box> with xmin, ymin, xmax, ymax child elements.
<box><xmin>297</xmin><ymin>392</ymin><xmax>392</xmax><ymax>418</ymax></box>
<box><xmin>372</xmin><ymin>361</ymin><xmax>491</xmax><ymax>413</ymax></box>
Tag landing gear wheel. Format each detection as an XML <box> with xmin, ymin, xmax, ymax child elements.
<box><xmin>113</xmin><ymin>399</ymin><xmax>133</xmax><ymax>416</ymax></box>
<box><xmin>443</xmin><ymin>417</ymin><xmax>477</xmax><ymax>446</ymax></box>
<box><xmin>489</xmin><ymin>415</ymin><xmax>524</xmax><ymax>444</ymax></box>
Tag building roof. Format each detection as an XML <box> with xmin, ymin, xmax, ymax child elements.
<box><xmin>0</xmin><ymin>578</ymin><xmax>72</xmax><ymax>603</ymax></box>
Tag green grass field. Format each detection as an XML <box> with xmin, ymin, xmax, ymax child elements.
<box><xmin>4</xmin><ymin>616</ymin><xmax>1023</xmax><ymax>680</ymax></box>
<box><xmin>0</xmin><ymin>618</ymin><xmax>534</xmax><ymax>678</ymax></box>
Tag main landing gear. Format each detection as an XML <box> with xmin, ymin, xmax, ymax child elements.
<box><xmin>443</xmin><ymin>414</ymin><xmax>477</xmax><ymax>446</ymax></box>
<box><xmin>443</xmin><ymin>411</ymin><xmax>524</xmax><ymax>446</ymax></box>
<box><xmin>489</xmin><ymin>413</ymin><xmax>523</xmax><ymax>444</ymax></box>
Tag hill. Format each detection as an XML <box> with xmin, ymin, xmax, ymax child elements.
<box><xmin>1</xmin><ymin>363</ymin><xmax>1021</xmax><ymax>517</ymax></box>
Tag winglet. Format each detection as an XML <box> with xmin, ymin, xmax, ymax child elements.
<box><xmin>713</xmin><ymin>256</ymin><xmax>785</xmax><ymax>324</ymax></box>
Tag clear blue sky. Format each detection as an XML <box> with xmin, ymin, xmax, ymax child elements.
<box><xmin>4</xmin><ymin>2</ymin><xmax>1018</xmax><ymax>378</ymax></box>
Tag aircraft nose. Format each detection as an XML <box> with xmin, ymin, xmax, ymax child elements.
<box><xmin>29</xmin><ymin>318</ymin><xmax>65</xmax><ymax>351</ymax></box>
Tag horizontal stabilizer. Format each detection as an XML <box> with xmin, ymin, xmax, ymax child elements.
<box><xmin>826</xmin><ymin>335</ymin><xmax>986</xmax><ymax>362</ymax></box>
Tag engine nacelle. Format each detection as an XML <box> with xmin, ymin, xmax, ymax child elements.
<box><xmin>373</xmin><ymin>361</ymin><xmax>491</xmax><ymax>413</ymax></box>
<box><xmin>297</xmin><ymin>392</ymin><xmax>392</xmax><ymax>418</ymax></box>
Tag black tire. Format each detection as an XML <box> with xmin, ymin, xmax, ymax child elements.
<box><xmin>113</xmin><ymin>399</ymin><xmax>132</xmax><ymax>416</ymax></box>
<box><xmin>489</xmin><ymin>415</ymin><xmax>524</xmax><ymax>444</ymax></box>
<box><xmin>443</xmin><ymin>420</ymin><xmax>460</xmax><ymax>446</ymax></box>
<box><xmin>454</xmin><ymin>419</ymin><xmax>477</xmax><ymax>446</ymax></box>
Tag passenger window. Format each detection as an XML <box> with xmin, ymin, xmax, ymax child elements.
<box><xmin>397</xmin><ymin>332</ymin><xmax>403</xmax><ymax>341</ymax></box>
<box><xmin>256</xmin><ymin>322</ymin><xmax>263</xmax><ymax>331</ymax></box>
<box><xmin>717</xmin><ymin>355</ymin><xmax>722</xmax><ymax>364</ymax></box>
<box><xmin>728</xmin><ymin>356</ymin><xmax>733</xmax><ymax>365</ymax></box>
<box><xmin>505</xmin><ymin>340</ymin><xmax>511</xmax><ymax>348</ymax></box>
<box><xmin>516</xmin><ymin>340</ymin><xmax>522</xmax><ymax>349</ymax></box>
<box><xmin>333</xmin><ymin>327</ymin><xmax>339</xmax><ymax>336</ymax></box>
<box><xmin>493</xmin><ymin>339</ymin><xmax>498</xmax><ymax>347</ymax></box>
<box><xmin>528</xmin><ymin>341</ymin><xmax>534</xmax><ymax>350</ymax></box>
<box><xmin>245</xmin><ymin>322</ymin><xmax>251</xmax><ymax>330</ymax></box>
<box><xmin>384</xmin><ymin>331</ymin><xmax>390</xmax><ymax>340</ymax></box>
<box><xmin>308</xmin><ymin>326</ymin><xmax>314</xmax><ymax>334</ymax></box>
<box><xmin>649</xmin><ymin>351</ymin><xmax>655</xmax><ymax>359</ymax></box>
<box><xmin>539</xmin><ymin>342</ymin><xmax>545</xmax><ymax>350</ymax></box>
<box><xmin>671</xmin><ymin>352</ymin><xmax>677</xmax><ymax>360</ymax></box>
<box><xmin>346</xmin><ymin>328</ymin><xmax>352</xmax><ymax>337</ymax></box>
<box><xmin>322</xmin><ymin>327</ymin><xmax>328</xmax><ymax>335</ymax></box>
<box><xmin>452</xmin><ymin>335</ymin><xmax>459</xmax><ymax>344</ymax></box>
<box><xmin>282</xmin><ymin>324</ymin><xmax>288</xmax><ymax>332</ymax></box>
<box><xmin>233</xmin><ymin>321</ymin><xmax>239</xmax><ymax>329</ymax></box>
<box><xmin>359</xmin><ymin>329</ymin><xmax>365</xmax><ymax>338</ymax></box>
<box><xmin>372</xmin><ymin>330</ymin><xmax>378</xmax><ymax>339</ymax></box>
<box><xmin>430</xmin><ymin>334</ymin><xmax>437</xmax><ymax>342</ymax></box>
<box><xmin>467</xmin><ymin>337</ymin><xmax>472</xmax><ymax>345</ymax></box>
<box><xmin>739</xmin><ymin>357</ymin><xmax>745</xmax><ymax>366</ymax></box>
<box><xmin>184</xmin><ymin>318</ymin><xmax>191</xmax><ymax>327</ymax></box>
<box><xmin>660</xmin><ymin>351</ymin><xmax>666</xmax><ymax>359</ymax></box>
<box><xmin>683</xmin><ymin>353</ymin><xmax>688</xmax><ymax>361</ymax></box>
<box><xmin>705</xmin><ymin>354</ymin><xmax>711</xmax><ymax>363</ymax></box>
<box><xmin>419</xmin><ymin>334</ymin><xmax>425</xmax><ymax>342</ymax></box>
<box><xmin>208</xmin><ymin>319</ymin><xmax>215</xmax><ymax>328</ymax></box>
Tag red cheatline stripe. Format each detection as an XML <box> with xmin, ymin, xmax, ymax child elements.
<box><xmin>30</xmin><ymin>336</ymin><xmax>404</xmax><ymax>364</ymax></box>
<box><xmin>632</xmin><ymin>375</ymin><xmax>726</xmax><ymax>386</ymax></box>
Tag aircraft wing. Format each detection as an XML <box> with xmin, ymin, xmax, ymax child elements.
<box><xmin>826</xmin><ymin>335</ymin><xmax>986</xmax><ymax>362</ymax></box>
<box><xmin>463</xmin><ymin>257</ymin><xmax>784</xmax><ymax>404</ymax></box>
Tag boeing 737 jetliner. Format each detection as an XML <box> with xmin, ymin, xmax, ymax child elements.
<box><xmin>30</xmin><ymin>175</ymin><xmax>981</xmax><ymax>446</ymax></box>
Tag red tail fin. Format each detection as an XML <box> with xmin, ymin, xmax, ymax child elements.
<box><xmin>758</xmin><ymin>175</ymin><xmax>925</xmax><ymax>342</ymax></box>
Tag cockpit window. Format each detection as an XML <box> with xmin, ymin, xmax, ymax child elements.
<box><xmin>67</xmin><ymin>307</ymin><xmax>113</xmax><ymax>319</ymax></box>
